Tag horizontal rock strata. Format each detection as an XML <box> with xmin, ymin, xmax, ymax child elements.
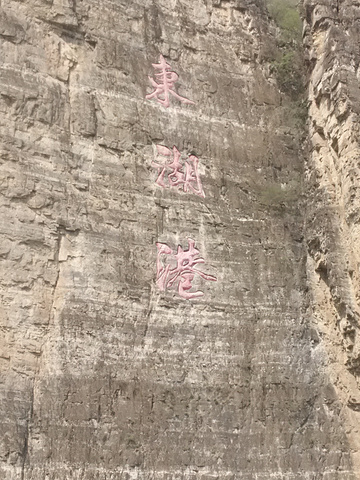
<box><xmin>0</xmin><ymin>0</ymin><xmax>358</xmax><ymax>478</ymax></box>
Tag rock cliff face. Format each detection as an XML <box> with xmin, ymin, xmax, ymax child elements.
<box><xmin>0</xmin><ymin>0</ymin><xmax>359</xmax><ymax>478</ymax></box>
<box><xmin>304</xmin><ymin>0</ymin><xmax>360</xmax><ymax>473</ymax></box>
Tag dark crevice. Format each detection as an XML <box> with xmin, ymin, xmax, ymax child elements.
<box><xmin>20</xmin><ymin>385</ymin><xmax>34</xmax><ymax>480</ymax></box>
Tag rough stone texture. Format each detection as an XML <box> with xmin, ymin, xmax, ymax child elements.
<box><xmin>0</xmin><ymin>0</ymin><xmax>358</xmax><ymax>478</ymax></box>
<box><xmin>304</xmin><ymin>0</ymin><xmax>360</xmax><ymax>474</ymax></box>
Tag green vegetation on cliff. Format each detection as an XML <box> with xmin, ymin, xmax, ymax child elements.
<box><xmin>266</xmin><ymin>0</ymin><xmax>304</xmax><ymax>99</ymax></box>
<box><xmin>267</xmin><ymin>0</ymin><xmax>302</xmax><ymax>42</ymax></box>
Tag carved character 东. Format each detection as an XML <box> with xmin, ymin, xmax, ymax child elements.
<box><xmin>145</xmin><ymin>55</ymin><xmax>195</xmax><ymax>108</ymax></box>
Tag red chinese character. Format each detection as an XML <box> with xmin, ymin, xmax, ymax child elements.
<box><xmin>145</xmin><ymin>55</ymin><xmax>195</xmax><ymax>108</ymax></box>
<box><xmin>156</xmin><ymin>239</ymin><xmax>217</xmax><ymax>300</ymax></box>
<box><xmin>152</xmin><ymin>145</ymin><xmax>205</xmax><ymax>198</ymax></box>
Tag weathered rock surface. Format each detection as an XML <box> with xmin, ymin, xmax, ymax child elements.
<box><xmin>304</xmin><ymin>0</ymin><xmax>360</xmax><ymax>474</ymax></box>
<box><xmin>0</xmin><ymin>0</ymin><xmax>358</xmax><ymax>478</ymax></box>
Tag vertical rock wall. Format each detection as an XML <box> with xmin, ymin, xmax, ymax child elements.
<box><xmin>0</xmin><ymin>0</ymin><xmax>358</xmax><ymax>478</ymax></box>
<box><xmin>304</xmin><ymin>0</ymin><xmax>360</xmax><ymax>474</ymax></box>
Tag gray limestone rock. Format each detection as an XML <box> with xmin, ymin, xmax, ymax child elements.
<box><xmin>304</xmin><ymin>0</ymin><xmax>360</xmax><ymax>474</ymax></box>
<box><xmin>0</xmin><ymin>0</ymin><xmax>359</xmax><ymax>478</ymax></box>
